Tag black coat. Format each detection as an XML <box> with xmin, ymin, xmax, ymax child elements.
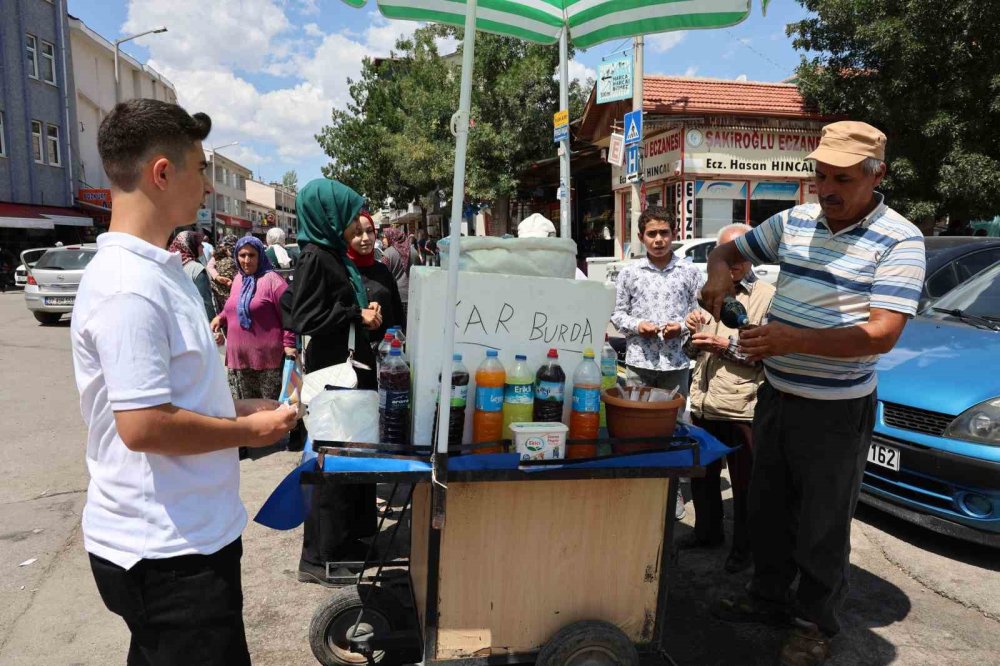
<box><xmin>282</xmin><ymin>244</ymin><xmax>376</xmax><ymax>388</ymax></box>
<box><xmin>358</xmin><ymin>260</ymin><xmax>405</xmax><ymax>343</ymax></box>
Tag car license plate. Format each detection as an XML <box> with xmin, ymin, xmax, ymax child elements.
<box><xmin>867</xmin><ymin>443</ymin><xmax>900</xmax><ymax>472</ymax></box>
<box><xmin>44</xmin><ymin>297</ymin><xmax>74</xmax><ymax>306</ymax></box>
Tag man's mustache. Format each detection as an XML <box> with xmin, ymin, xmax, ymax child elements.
<box><xmin>820</xmin><ymin>196</ymin><xmax>843</xmax><ymax>206</ymax></box>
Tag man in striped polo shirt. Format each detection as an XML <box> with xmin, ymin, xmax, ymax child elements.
<box><xmin>702</xmin><ymin>121</ymin><xmax>926</xmax><ymax>665</ymax></box>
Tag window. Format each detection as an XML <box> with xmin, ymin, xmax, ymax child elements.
<box><xmin>46</xmin><ymin>124</ymin><xmax>61</xmax><ymax>166</ymax></box>
<box><xmin>954</xmin><ymin>249</ymin><xmax>1000</xmax><ymax>283</ymax></box>
<box><xmin>687</xmin><ymin>241</ymin><xmax>716</xmax><ymax>264</ymax></box>
<box><xmin>215</xmin><ymin>166</ymin><xmax>224</xmax><ymax>183</ymax></box>
<box><xmin>0</xmin><ymin>111</ymin><xmax>6</xmax><ymax>157</ymax></box>
<box><xmin>40</xmin><ymin>40</ymin><xmax>56</xmax><ymax>85</ymax></box>
<box><xmin>30</xmin><ymin>121</ymin><xmax>43</xmax><ymax>163</ymax></box>
<box><xmin>26</xmin><ymin>35</ymin><xmax>38</xmax><ymax>79</ymax></box>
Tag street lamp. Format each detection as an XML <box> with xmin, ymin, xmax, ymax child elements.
<box><xmin>114</xmin><ymin>26</ymin><xmax>168</xmax><ymax>105</ymax></box>
<box><xmin>209</xmin><ymin>142</ymin><xmax>239</xmax><ymax>242</ymax></box>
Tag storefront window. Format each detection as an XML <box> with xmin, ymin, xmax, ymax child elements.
<box><xmin>695</xmin><ymin>199</ymin><xmax>746</xmax><ymax>239</ymax></box>
<box><xmin>749</xmin><ymin>182</ymin><xmax>801</xmax><ymax>226</ymax></box>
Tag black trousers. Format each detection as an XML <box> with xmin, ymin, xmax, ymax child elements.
<box><xmin>747</xmin><ymin>381</ymin><xmax>876</xmax><ymax>636</ymax></box>
<box><xmin>301</xmin><ymin>481</ymin><xmax>378</xmax><ymax>567</ymax></box>
<box><xmin>88</xmin><ymin>538</ymin><xmax>250</xmax><ymax>666</ymax></box>
<box><xmin>689</xmin><ymin>417</ymin><xmax>755</xmax><ymax>552</ymax></box>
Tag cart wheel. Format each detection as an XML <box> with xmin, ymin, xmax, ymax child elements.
<box><xmin>537</xmin><ymin>621</ymin><xmax>640</xmax><ymax>666</ymax></box>
<box><xmin>309</xmin><ymin>585</ymin><xmax>402</xmax><ymax>666</ymax></box>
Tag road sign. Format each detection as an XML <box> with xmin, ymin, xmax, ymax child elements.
<box><xmin>553</xmin><ymin>109</ymin><xmax>569</xmax><ymax>129</ymax></box>
<box><xmin>625</xmin><ymin>144</ymin><xmax>641</xmax><ymax>182</ymax></box>
<box><xmin>624</xmin><ymin>110</ymin><xmax>642</xmax><ymax>146</ymax></box>
<box><xmin>553</xmin><ymin>125</ymin><xmax>569</xmax><ymax>143</ymax></box>
<box><xmin>607</xmin><ymin>133</ymin><xmax>624</xmax><ymax>167</ymax></box>
<box><xmin>597</xmin><ymin>56</ymin><xmax>633</xmax><ymax>104</ymax></box>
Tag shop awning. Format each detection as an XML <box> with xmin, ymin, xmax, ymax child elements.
<box><xmin>0</xmin><ymin>203</ymin><xmax>94</xmax><ymax>229</ymax></box>
<box><xmin>216</xmin><ymin>213</ymin><xmax>252</xmax><ymax>230</ymax></box>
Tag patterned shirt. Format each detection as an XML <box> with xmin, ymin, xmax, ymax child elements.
<box><xmin>735</xmin><ymin>194</ymin><xmax>926</xmax><ymax>400</ymax></box>
<box><xmin>611</xmin><ymin>255</ymin><xmax>703</xmax><ymax>371</ymax></box>
<box><xmin>683</xmin><ymin>272</ymin><xmax>761</xmax><ymax>368</ymax></box>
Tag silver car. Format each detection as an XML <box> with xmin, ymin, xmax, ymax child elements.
<box><xmin>22</xmin><ymin>245</ymin><xmax>97</xmax><ymax>325</ymax></box>
<box><xmin>15</xmin><ymin>247</ymin><xmax>48</xmax><ymax>288</ymax></box>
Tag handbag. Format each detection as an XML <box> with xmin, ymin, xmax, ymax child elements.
<box><xmin>300</xmin><ymin>323</ymin><xmax>371</xmax><ymax>404</ymax></box>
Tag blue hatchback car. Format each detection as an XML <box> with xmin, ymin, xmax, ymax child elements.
<box><xmin>861</xmin><ymin>261</ymin><xmax>1000</xmax><ymax>546</ymax></box>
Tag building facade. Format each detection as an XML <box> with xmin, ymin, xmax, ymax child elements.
<box><xmin>205</xmin><ymin>151</ymin><xmax>251</xmax><ymax>236</ymax></box>
<box><xmin>0</xmin><ymin>0</ymin><xmax>80</xmax><ymax>208</ymax></box>
<box><xmin>579</xmin><ymin>76</ymin><xmax>828</xmax><ymax>258</ymax></box>
<box><xmin>68</xmin><ymin>14</ymin><xmax>177</xmax><ymax>197</ymax></box>
<box><xmin>246</xmin><ymin>179</ymin><xmax>296</xmax><ymax>238</ymax></box>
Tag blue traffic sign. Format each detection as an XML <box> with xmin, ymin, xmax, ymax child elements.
<box><xmin>625</xmin><ymin>144</ymin><xmax>641</xmax><ymax>182</ymax></box>
<box><xmin>624</xmin><ymin>110</ymin><xmax>643</xmax><ymax>146</ymax></box>
<box><xmin>553</xmin><ymin>125</ymin><xmax>569</xmax><ymax>143</ymax></box>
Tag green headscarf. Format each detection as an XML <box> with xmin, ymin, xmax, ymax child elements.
<box><xmin>296</xmin><ymin>179</ymin><xmax>369</xmax><ymax>308</ymax></box>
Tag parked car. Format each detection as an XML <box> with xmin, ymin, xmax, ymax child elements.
<box><xmin>919</xmin><ymin>236</ymin><xmax>1000</xmax><ymax>311</ymax></box>
<box><xmin>605</xmin><ymin>237</ymin><xmax>781</xmax><ymax>285</ymax></box>
<box><xmin>14</xmin><ymin>247</ymin><xmax>49</xmax><ymax>288</ymax></box>
<box><xmin>862</xmin><ymin>261</ymin><xmax>1000</xmax><ymax>546</ymax></box>
<box><xmin>22</xmin><ymin>245</ymin><xmax>97</xmax><ymax>324</ymax></box>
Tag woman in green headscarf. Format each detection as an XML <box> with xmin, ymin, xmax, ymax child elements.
<box><xmin>284</xmin><ymin>179</ymin><xmax>384</xmax><ymax>585</ymax></box>
<box><xmin>286</xmin><ymin>179</ymin><xmax>384</xmax><ymax>383</ymax></box>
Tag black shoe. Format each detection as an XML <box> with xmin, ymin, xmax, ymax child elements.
<box><xmin>297</xmin><ymin>560</ymin><xmax>361</xmax><ymax>587</ymax></box>
<box><xmin>676</xmin><ymin>532</ymin><xmax>725</xmax><ymax>550</ymax></box>
<box><xmin>724</xmin><ymin>550</ymin><xmax>753</xmax><ymax>574</ymax></box>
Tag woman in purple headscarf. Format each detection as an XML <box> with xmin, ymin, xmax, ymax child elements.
<box><xmin>211</xmin><ymin>236</ymin><xmax>296</xmax><ymax>402</ymax></box>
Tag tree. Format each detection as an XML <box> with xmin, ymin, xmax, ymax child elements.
<box><xmin>316</xmin><ymin>25</ymin><xmax>592</xmax><ymax>213</ymax></box>
<box><xmin>281</xmin><ymin>170</ymin><xmax>298</xmax><ymax>192</ymax></box>
<box><xmin>789</xmin><ymin>1</ymin><xmax>1000</xmax><ymax>224</ymax></box>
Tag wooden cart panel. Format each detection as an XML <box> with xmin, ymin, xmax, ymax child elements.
<box><xmin>411</xmin><ymin>477</ymin><xmax>673</xmax><ymax>659</ymax></box>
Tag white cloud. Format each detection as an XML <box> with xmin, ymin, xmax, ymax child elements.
<box><xmin>434</xmin><ymin>35</ymin><xmax>460</xmax><ymax>56</ymax></box>
<box><xmin>646</xmin><ymin>31</ymin><xmax>686</xmax><ymax>53</ymax></box>
<box><xmin>683</xmin><ymin>66</ymin><xmax>698</xmax><ymax>77</ymax></box>
<box><xmin>292</xmin><ymin>0</ymin><xmax>320</xmax><ymax>16</ymax></box>
<box><xmin>303</xmin><ymin>23</ymin><xmax>324</xmax><ymax>38</ymax></box>
<box><xmin>568</xmin><ymin>59</ymin><xmax>596</xmax><ymax>83</ymax></box>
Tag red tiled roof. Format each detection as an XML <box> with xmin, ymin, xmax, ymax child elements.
<box><xmin>642</xmin><ymin>75</ymin><xmax>821</xmax><ymax>119</ymax></box>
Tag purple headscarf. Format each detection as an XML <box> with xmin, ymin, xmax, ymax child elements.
<box><xmin>234</xmin><ymin>236</ymin><xmax>273</xmax><ymax>330</ymax></box>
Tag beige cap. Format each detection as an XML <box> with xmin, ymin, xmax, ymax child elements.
<box><xmin>806</xmin><ymin>121</ymin><xmax>886</xmax><ymax>167</ymax></box>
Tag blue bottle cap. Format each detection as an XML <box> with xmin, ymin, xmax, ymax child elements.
<box><xmin>515</xmin><ymin>354</ymin><xmax>527</xmax><ymax>361</ymax></box>
<box><xmin>390</xmin><ymin>348</ymin><xmax>402</xmax><ymax>356</ymax></box>
<box><xmin>486</xmin><ymin>350</ymin><xmax>498</xmax><ymax>357</ymax></box>
<box><xmin>453</xmin><ymin>353</ymin><xmax>462</xmax><ymax>361</ymax></box>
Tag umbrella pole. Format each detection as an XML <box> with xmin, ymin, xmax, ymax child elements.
<box><xmin>432</xmin><ymin>0</ymin><xmax>479</xmax><ymax>529</ymax></box>
<box><xmin>558</xmin><ymin>25</ymin><xmax>571</xmax><ymax>240</ymax></box>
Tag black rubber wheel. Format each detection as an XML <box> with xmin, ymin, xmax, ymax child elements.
<box><xmin>33</xmin><ymin>312</ymin><xmax>62</xmax><ymax>325</ymax></box>
<box><xmin>309</xmin><ymin>585</ymin><xmax>404</xmax><ymax>666</ymax></box>
<box><xmin>537</xmin><ymin>620</ymin><xmax>640</xmax><ymax>666</ymax></box>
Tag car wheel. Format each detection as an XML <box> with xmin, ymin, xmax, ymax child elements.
<box><xmin>33</xmin><ymin>312</ymin><xmax>62</xmax><ymax>325</ymax></box>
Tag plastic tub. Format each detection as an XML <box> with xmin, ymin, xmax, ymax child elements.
<box><xmin>509</xmin><ymin>422</ymin><xmax>569</xmax><ymax>461</ymax></box>
<box><xmin>438</xmin><ymin>237</ymin><xmax>578</xmax><ymax>279</ymax></box>
<box><xmin>601</xmin><ymin>387</ymin><xmax>685</xmax><ymax>453</ymax></box>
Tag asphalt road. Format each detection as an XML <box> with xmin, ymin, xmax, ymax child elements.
<box><xmin>0</xmin><ymin>291</ymin><xmax>998</xmax><ymax>665</ymax></box>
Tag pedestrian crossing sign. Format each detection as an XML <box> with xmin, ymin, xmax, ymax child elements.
<box><xmin>624</xmin><ymin>110</ymin><xmax>642</xmax><ymax>146</ymax></box>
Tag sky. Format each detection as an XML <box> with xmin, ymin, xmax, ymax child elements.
<box><xmin>67</xmin><ymin>0</ymin><xmax>813</xmax><ymax>189</ymax></box>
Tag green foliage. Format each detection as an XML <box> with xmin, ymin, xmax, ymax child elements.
<box><xmin>316</xmin><ymin>25</ymin><xmax>593</xmax><ymax>207</ymax></box>
<box><xmin>789</xmin><ymin>0</ymin><xmax>1000</xmax><ymax>221</ymax></box>
<box><xmin>281</xmin><ymin>170</ymin><xmax>298</xmax><ymax>191</ymax></box>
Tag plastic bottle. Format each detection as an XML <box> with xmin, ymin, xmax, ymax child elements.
<box><xmin>569</xmin><ymin>348</ymin><xmax>602</xmax><ymax>456</ymax></box>
<box><xmin>389</xmin><ymin>326</ymin><xmax>406</xmax><ymax>358</ymax></box>
<box><xmin>533</xmin><ymin>349</ymin><xmax>566</xmax><ymax>423</ymax></box>
<box><xmin>376</xmin><ymin>332</ymin><xmax>395</xmax><ymax>375</ymax></box>
<box><xmin>599</xmin><ymin>335</ymin><xmax>618</xmax><ymax>429</ymax></box>
<box><xmin>473</xmin><ymin>350</ymin><xmax>505</xmax><ymax>452</ymax></box>
<box><xmin>434</xmin><ymin>354</ymin><xmax>470</xmax><ymax>449</ymax></box>
<box><xmin>720</xmin><ymin>296</ymin><xmax>750</xmax><ymax>329</ymax></box>
<box><xmin>378</xmin><ymin>340</ymin><xmax>411</xmax><ymax>446</ymax></box>
<box><xmin>502</xmin><ymin>354</ymin><xmax>535</xmax><ymax>439</ymax></box>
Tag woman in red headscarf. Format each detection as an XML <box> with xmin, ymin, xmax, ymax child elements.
<box><xmin>348</xmin><ymin>213</ymin><xmax>405</xmax><ymax>341</ymax></box>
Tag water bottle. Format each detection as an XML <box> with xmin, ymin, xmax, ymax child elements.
<box><xmin>533</xmin><ymin>349</ymin><xmax>566</xmax><ymax>423</ymax></box>
<box><xmin>473</xmin><ymin>350</ymin><xmax>505</xmax><ymax>452</ymax></box>
<box><xmin>600</xmin><ymin>335</ymin><xmax>618</xmax><ymax>429</ymax></box>
<box><xmin>378</xmin><ymin>340</ymin><xmax>411</xmax><ymax>446</ymax></box>
<box><xmin>502</xmin><ymin>354</ymin><xmax>535</xmax><ymax>439</ymax></box>
<box><xmin>569</xmin><ymin>348</ymin><xmax>602</xmax><ymax>456</ymax></box>
<box><xmin>434</xmin><ymin>354</ymin><xmax>470</xmax><ymax>449</ymax></box>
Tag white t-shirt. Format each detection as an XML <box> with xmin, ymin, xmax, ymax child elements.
<box><xmin>71</xmin><ymin>232</ymin><xmax>246</xmax><ymax>570</ymax></box>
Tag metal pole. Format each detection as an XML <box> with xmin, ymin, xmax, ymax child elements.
<box><xmin>434</xmin><ymin>0</ymin><xmax>479</xmax><ymax>459</ymax></box>
<box><xmin>629</xmin><ymin>36</ymin><xmax>644</xmax><ymax>257</ymax></box>
<box><xmin>558</xmin><ymin>26</ymin><xmax>571</xmax><ymax>240</ymax></box>
<box><xmin>210</xmin><ymin>151</ymin><xmax>217</xmax><ymax>242</ymax></box>
<box><xmin>113</xmin><ymin>43</ymin><xmax>120</xmax><ymax>106</ymax></box>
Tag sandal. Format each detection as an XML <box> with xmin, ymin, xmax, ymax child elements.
<box><xmin>712</xmin><ymin>594</ymin><xmax>790</xmax><ymax>627</ymax></box>
<box><xmin>780</xmin><ymin>621</ymin><xmax>832</xmax><ymax>666</ymax></box>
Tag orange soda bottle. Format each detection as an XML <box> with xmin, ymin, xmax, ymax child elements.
<box><xmin>473</xmin><ymin>350</ymin><xmax>506</xmax><ymax>453</ymax></box>
<box><xmin>568</xmin><ymin>348</ymin><xmax>602</xmax><ymax>457</ymax></box>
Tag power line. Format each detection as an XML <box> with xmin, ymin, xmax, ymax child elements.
<box><xmin>725</xmin><ymin>29</ymin><xmax>786</xmax><ymax>74</ymax></box>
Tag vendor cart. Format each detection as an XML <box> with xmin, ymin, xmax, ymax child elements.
<box><xmin>291</xmin><ymin>429</ymin><xmax>726</xmax><ymax>666</ymax></box>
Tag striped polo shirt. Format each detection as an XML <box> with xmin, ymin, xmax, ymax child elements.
<box><xmin>735</xmin><ymin>194</ymin><xmax>926</xmax><ymax>400</ymax></box>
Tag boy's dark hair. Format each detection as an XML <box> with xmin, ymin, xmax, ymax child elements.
<box><xmin>638</xmin><ymin>205</ymin><xmax>676</xmax><ymax>236</ymax></box>
<box><xmin>98</xmin><ymin>99</ymin><xmax>211</xmax><ymax>192</ymax></box>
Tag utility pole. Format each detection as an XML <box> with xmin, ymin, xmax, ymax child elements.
<box><xmin>629</xmin><ymin>35</ymin><xmax>644</xmax><ymax>258</ymax></box>
<box><xmin>558</xmin><ymin>26</ymin><xmax>571</xmax><ymax>239</ymax></box>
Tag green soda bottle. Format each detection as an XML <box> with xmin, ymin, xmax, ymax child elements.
<box><xmin>502</xmin><ymin>354</ymin><xmax>535</xmax><ymax>440</ymax></box>
<box><xmin>599</xmin><ymin>335</ymin><xmax>618</xmax><ymax>429</ymax></box>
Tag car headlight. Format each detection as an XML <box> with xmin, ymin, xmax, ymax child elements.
<box><xmin>944</xmin><ymin>398</ymin><xmax>1000</xmax><ymax>445</ymax></box>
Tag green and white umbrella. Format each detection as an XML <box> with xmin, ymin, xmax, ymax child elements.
<box><xmin>339</xmin><ymin>0</ymin><xmax>768</xmax><ymax>458</ymax></box>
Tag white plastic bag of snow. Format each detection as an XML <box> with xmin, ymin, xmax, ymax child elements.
<box><xmin>438</xmin><ymin>236</ymin><xmax>578</xmax><ymax>279</ymax></box>
<box><xmin>304</xmin><ymin>389</ymin><xmax>380</xmax><ymax>444</ymax></box>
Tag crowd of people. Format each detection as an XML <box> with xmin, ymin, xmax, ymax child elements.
<box><xmin>69</xmin><ymin>96</ymin><xmax>927</xmax><ymax>666</ymax></box>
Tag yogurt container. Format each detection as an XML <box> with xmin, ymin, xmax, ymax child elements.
<box><xmin>509</xmin><ymin>422</ymin><xmax>569</xmax><ymax>461</ymax></box>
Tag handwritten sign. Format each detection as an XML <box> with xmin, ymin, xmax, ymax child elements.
<box><xmin>408</xmin><ymin>268</ymin><xmax>616</xmax><ymax>446</ymax></box>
